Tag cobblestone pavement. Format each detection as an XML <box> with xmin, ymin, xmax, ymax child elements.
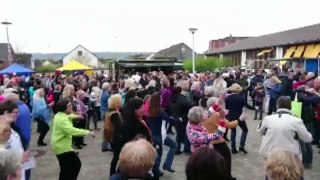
<box><xmin>30</xmin><ymin>109</ymin><xmax>320</xmax><ymax>180</ymax></box>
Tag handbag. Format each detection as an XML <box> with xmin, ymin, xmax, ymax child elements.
<box><xmin>101</xmin><ymin>139</ymin><xmax>111</xmax><ymax>152</ymax></box>
<box><xmin>291</xmin><ymin>94</ymin><xmax>302</xmax><ymax>118</ymax></box>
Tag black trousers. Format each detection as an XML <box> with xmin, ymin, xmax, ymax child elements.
<box><xmin>110</xmin><ymin>143</ymin><xmax>120</xmax><ymax>176</ymax></box>
<box><xmin>87</xmin><ymin>110</ymin><xmax>98</xmax><ymax>129</ymax></box>
<box><xmin>56</xmin><ymin>151</ymin><xmax>82</xmax><ymax>180</ymax></box>
<box><xmin>95</xmin><ymin>107</ymin><xmax>101</xmax><ymax>121</ymax></box>
<box><xmin>175</xmin><ymin>124</ymin><xmax>186</xmax><ymax>152</ymax></box>
<box><xmin>37</xmin><ymin>121</ymin><xmax>49</xmax><ymax>144</ymax></box>
<box><xmin>214</xmin><ymin>142</ymin><xmax>232</xmax><ymax>179</ymax></box>
<box><xmin>72</xmin><ymin>119</ymin><xmax>86</xmax><ymax>145</ymax></box>
<box><xmin>268</xmin><ymin>98</ymin><xmax>277</xmax><ymax>115</ymax></box>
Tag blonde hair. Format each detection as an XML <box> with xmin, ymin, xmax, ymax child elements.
<box><xmin>108</xmin><ymin>94</ymin><xmax>122</xmax><ymax>110</ymax></box>
<box><xmin>162</xmin><ymin>79</ymin><xmax>169</xmax><ymax>88</ymax></box>
<box><xmin>265</xmin><ymin>149</ymin><xmax>304</xmax><ymax>180</ymax></box>
<box><xmin>102</xmin><ymin>82</ymin><xmax>111</xmax><ymax>90</ymax></box>
<box><xmin>118</xmin><ymin>139</ymin><xmax>156</xmax><ymax>178</ymax></box>
<box><xmin>229</xmin><ymin>83</ymin><xmax>242</xmax><ymax>93</ymax></box>
<box><xmin>33</xmin><ymin>88</ymin><xmax>44</xmax><ymax>100</ymax></box>
<box><xmin>62</xmin><ymin>84</ymin><xmax>75</xmax><ymax>98</ymax></box>
<box><xmin>270</xmin><ymin>76</ymin><xmax>281</xmax><ymax>84</ymax></box>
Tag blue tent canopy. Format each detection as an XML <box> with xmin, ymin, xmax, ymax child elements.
<box><xmin>0</xmin><ymin>63</ymin><xmax>35</xmax><ymax>75</ymax></box>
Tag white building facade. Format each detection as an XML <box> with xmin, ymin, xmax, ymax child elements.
<box><xmin>62</xmin><ymin>45</ymin><xmax>98</xmax><ymax>68</ymax></box>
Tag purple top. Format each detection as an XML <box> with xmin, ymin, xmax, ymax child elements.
<box><xmin>76</xmin><ymin>99</ymin><xmax>88</xmax><ymax>118</ymax></box>
<box><xmin>161</xmin><ymin>87</ymin><xmax>172</xmax><ymax>109</ymax></box>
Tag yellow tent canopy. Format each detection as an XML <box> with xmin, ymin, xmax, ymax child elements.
<box><xmin>56</xmin><ymin>60</ymin><xmax>93</xmax><ymax>71</ymax></box>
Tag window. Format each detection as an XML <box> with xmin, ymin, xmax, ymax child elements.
<box><xmin>78</xmin><ymin>51</ymin><xmax>83</xmax><ymax>56</ymax></box>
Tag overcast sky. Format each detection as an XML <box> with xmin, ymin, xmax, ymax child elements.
<box><xmin>0</xmin><ymin>0</ymin><xmax>320</xmax><ymax>53</ymax></box>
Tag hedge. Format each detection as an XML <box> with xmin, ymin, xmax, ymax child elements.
<box><xmin>183</xmin><ymin>56</ymin><xmax>233</xmax><ymax>72</ymax></box>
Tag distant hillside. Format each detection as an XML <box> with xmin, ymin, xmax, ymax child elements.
<box><xmin>31</xmin><ymin>52</ymin><xmax>152</xmax><ymax>60</ymax></box>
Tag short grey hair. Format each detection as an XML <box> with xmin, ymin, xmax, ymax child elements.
<box><xmin>188</xmin><ymin>106</ymin><xmax>204</xmax><ymax>124</ymax></box>
<box><xmin>180</xmin><ymin>80</ymin><xmax>189</xmax><ymax>91</ymax></box>
<box><xmin>190</xmin><ymin>81</ymin><xmax>200</xmax><ymax>91</ymax></box>
<box><xmin>102</xmin><ymin>82</ymin><xmax>111</xmax><ymax>90</ymax></box>
<box><xmin>124</xmin><ymin>78</ymin><xmax>135</xmax><ymax>89</ymax></box>
<box><xmin>4</xmin><ymin>93</ymin><xmax>19</xmax><ymax>103</ymax></box>
<box><xmin>204</xmin><ymin>86</ymin><xmax>214</xmax><ymax>97</ymax></box>
<box><xmin>207</xmin><ymin>97</ymin><xmax>219</xmax><ymax>108</ymax></box>
<box><xmin>0</xmin><ymin>149</ymin><xmax>21</xmax><ymax>179</ymax></box>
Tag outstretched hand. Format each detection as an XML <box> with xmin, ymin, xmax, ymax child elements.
<box><xmin>239</xmin><ymin>113</ymin><xmax>249</xmax><ymax>121</ymax></box>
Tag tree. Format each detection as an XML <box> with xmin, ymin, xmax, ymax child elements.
<box><xmin>15</xmin><ymin>53</ymin><xmax>32</xmax><ymax>68</ymax></box>
<box><xmin>35</xmin><ymin>63</ymin><xmax>58</xmax><ymax>73</ymax></box>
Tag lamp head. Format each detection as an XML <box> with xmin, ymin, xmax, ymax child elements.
<box><xmin>1</xmin><ymin>21</ymin><xmax>12</xmax><ymax>25</ymax></box>
<box><xmin>189</xmin><ymin>28</ymin><xmax>197</xmax><ymax>33</ymax></box>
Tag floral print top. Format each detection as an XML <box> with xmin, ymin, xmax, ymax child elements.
<box><xmin>186</xmin><ymin>122</ymin><xmax>224</xmax><ymax>153</ymax></box>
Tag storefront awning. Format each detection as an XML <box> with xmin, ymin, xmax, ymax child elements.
<box><xmin>257</xmin><ymin>49</ymin><xmax>272</xmax><ymax>56</ymax></box>
<box><xmin>283</xmin><ymin>46</ymin><xmax>296</xmax><ymax>59</ymax></box>
<box><xmin>303</xmin><ymin>44</ymin><xmax>315</xmax><ymax>58</ymax></box>
<box><xmin>310</xmin><ymin>44</ymin><xmax>320</xmax><ymax>58</ymax></box>
<box><xmin>293</xmin><ymin>45</ymin><xmax>305</xmax><ymax>58</ymax></box>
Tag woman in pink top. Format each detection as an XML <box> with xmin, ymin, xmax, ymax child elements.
<box><xmin>186</xmin><ymin>106</ymin><xmax>226</xmax><ymax>153</ymax></box>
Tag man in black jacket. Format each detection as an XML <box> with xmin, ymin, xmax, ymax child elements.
<box><xmin>168</xmin><ymin>86</ymin><xmax>192</xmax><ymax>154</ymax></box>
<box><xmin>280</xmin><ymin>73</ymin><xmax>294</xmax><ymax>100</ymax></box>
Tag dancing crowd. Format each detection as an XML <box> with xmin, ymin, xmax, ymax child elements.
<box><xmin>0</xmin><ymin>66</ymin><xmax>318</xmax><ymax>180</ymax></box>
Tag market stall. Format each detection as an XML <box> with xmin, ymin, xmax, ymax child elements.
<box><xmin>0</xmin><ymin>63</ymin><xmax>35</xmax><ymax>76</ymax></box>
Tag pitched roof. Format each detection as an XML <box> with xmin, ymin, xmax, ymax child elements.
<box><xmin>61</xmin><ymin>44</ymin><xmax>99</xmax><ymax>60</ymax></box>
<box><xmin>206</xmin><ymin>23</ymin><xmax>320</xmax><ymax>54</ymax></box>
<box><xmin>154</xmin><ymin>42</ymin><xmax>196</xmax><ymax>59</ymax></box>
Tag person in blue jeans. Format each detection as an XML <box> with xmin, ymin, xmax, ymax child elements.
<box><xmin>146</xmin><ymin>92</ymin><xmax>181</xmax><ymax>179</ymax></box>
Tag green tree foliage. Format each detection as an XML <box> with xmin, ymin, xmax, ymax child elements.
<box><xmin>35</xmin><ymin>64</ymin><xmax>58</xmax><ymax>73</ymax></box>
<box><xmin>183</xmin><ymin>56</ymin><xmax>233</xmax><ymax>72</ymax></box>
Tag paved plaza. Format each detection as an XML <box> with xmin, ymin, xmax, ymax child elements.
<box><xmin>30</xmin><ymin>109</ymin><xmax>320</xmax><ymax>180</ymax></box>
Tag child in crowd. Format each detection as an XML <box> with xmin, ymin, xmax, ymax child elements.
<box><xmin>252</xmin><ymin>82</ymin><xmax>265</xmax><ymax>120</ymax></box>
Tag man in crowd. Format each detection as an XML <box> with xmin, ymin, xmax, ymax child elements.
<box><xmin>258</xmin><ymin>96</ymin><xmax>312</xmax><ymax>160</ymax></box>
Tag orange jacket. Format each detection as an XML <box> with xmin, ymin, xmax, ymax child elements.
<box><xmin>203</xmin><ymin>112</ymin><xmax>238</xmax><ymax>144</ymax></box>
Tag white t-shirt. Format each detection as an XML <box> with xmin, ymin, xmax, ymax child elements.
<box><xmin>8</xmin><ymin>130</ymin><xmax>25</xmax><ymax>180</ymax></box>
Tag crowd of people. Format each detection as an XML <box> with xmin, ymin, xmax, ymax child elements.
<box><xmin>0</xmin><ymin>66</ymin><xmax>319</xmax><ymax>180</ymax></box>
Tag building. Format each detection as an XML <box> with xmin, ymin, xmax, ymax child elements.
<box><xmin>208</xmin><ymin>35</ymin><xmax>251</xmax><ymax>51</ymax></box>
<box><xmin>153</xmin><ymin>42</ymin><xmax>195</xmax><ymax>61</ymax></box>
<box><xmin>0</xmin><ymin>43</ymin><xmax>15</xmax><ymax>69</ymax></box>
<box><xmin>109</xmin><ymin>59</ymin><xmax>183</xmax><ymax>81</ymax></box>
<box><xmin>15</xmin><ymin>53</ymin><xmax>33</xmax><ymax>68</ymax></box>
<box><xmin>205</xmin><ymin>23</ymin><xmax>320</xmax><ymax>72</ymax></box>
<box><xmin>62</xmin><ymin>45</ymin><xmax>99</xmax><ymax>68</ymax></box>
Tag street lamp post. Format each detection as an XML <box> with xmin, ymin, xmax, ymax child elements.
<box><xmin>1</xmin><ymin>19</ymin><xmax>12</xmax><ymax>65</ymax></box>
<box><xmin>189</xmin><ymin>28</ymin><xmax>197</xmax><ymax>73</ymax></box>
<box><xmin>115</xmin><ymin>36</ymin><xmax>118</xmax><ymax>61</ymax></box>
